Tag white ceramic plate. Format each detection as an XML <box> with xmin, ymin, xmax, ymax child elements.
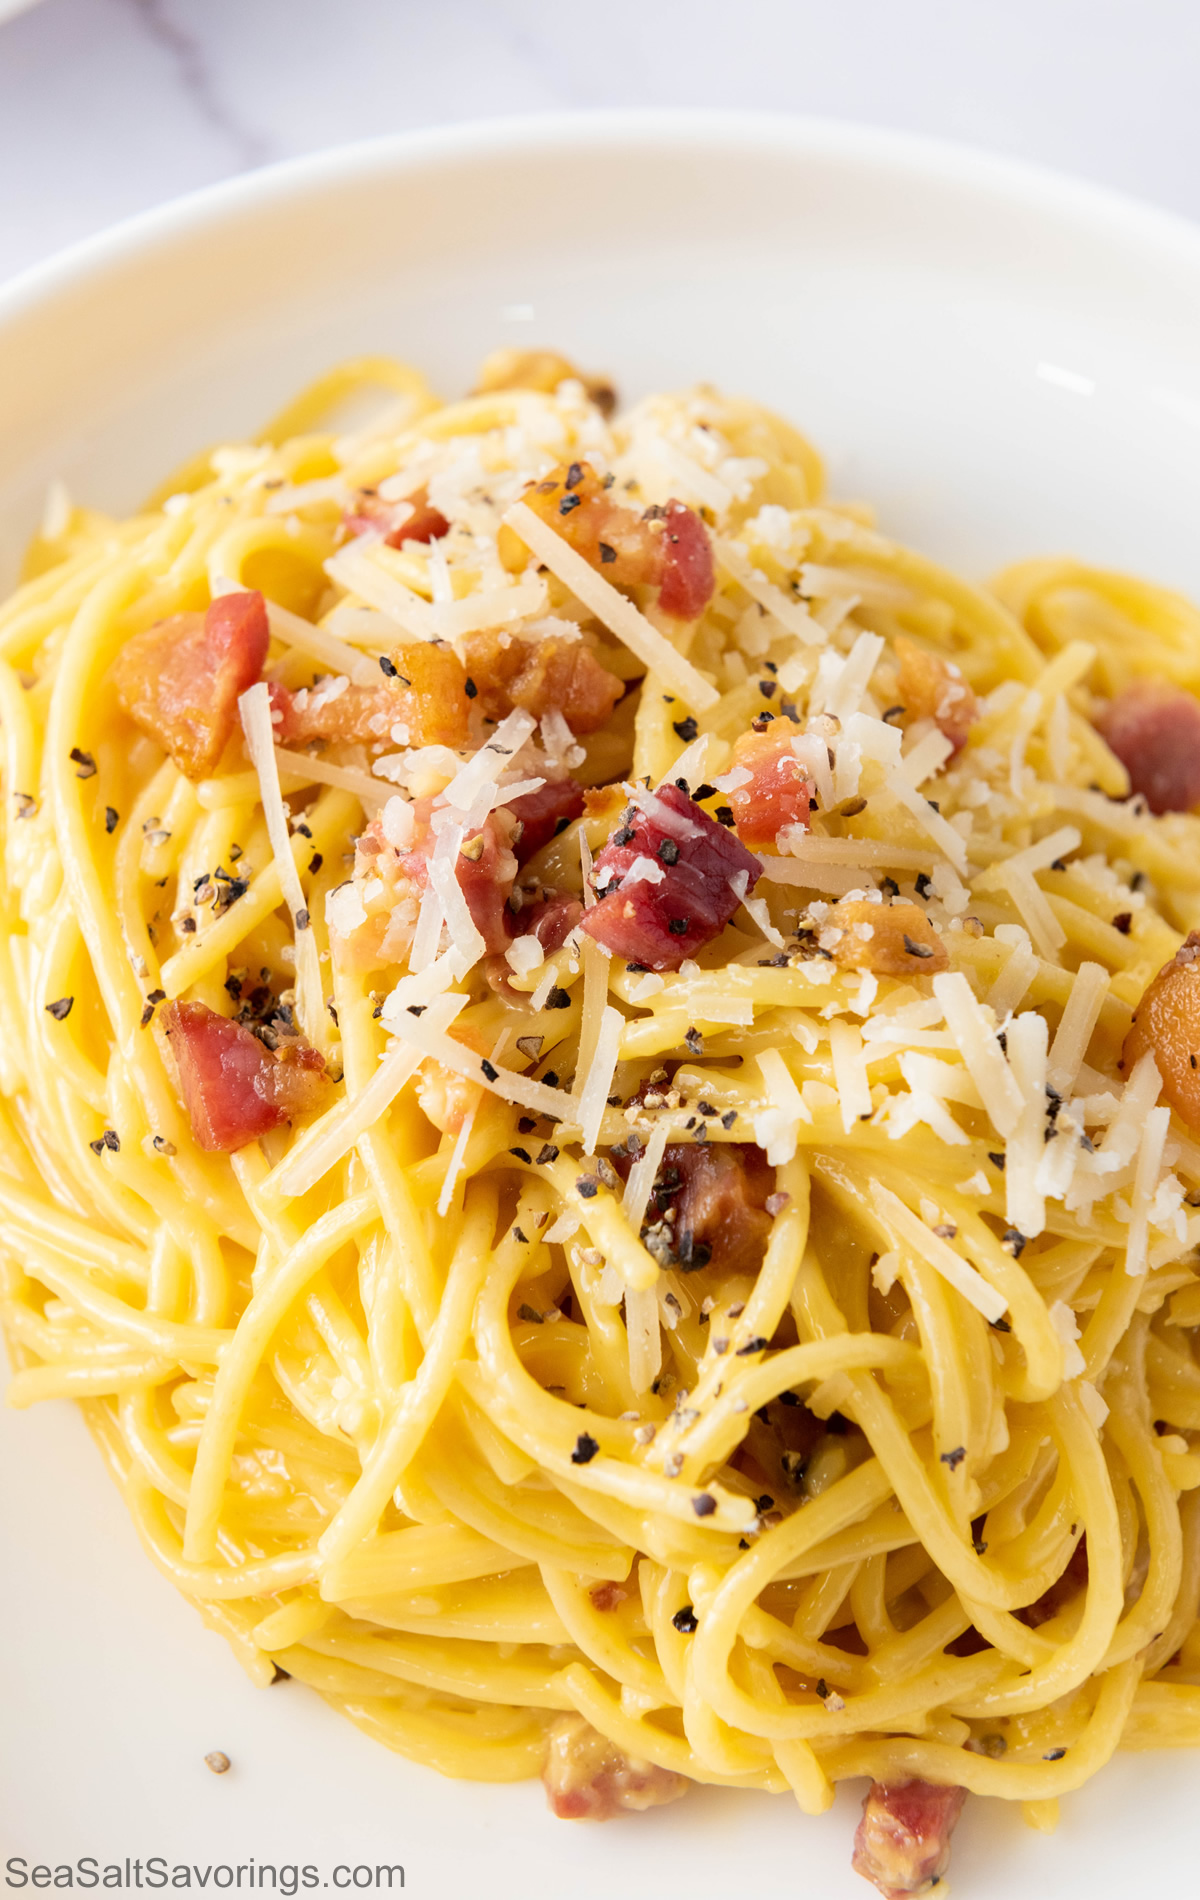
<box><xmin>4</xmin><ymin>112</ymin><xmax>1200</xmax><ymax>1900</ymax></box>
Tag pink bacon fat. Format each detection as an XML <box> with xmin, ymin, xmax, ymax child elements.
<box><xmin>852</xmin><ymin>1779</ymin><xmax>966</xmax><ymax>1899</ymax></box>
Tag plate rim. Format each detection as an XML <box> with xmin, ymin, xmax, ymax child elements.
<box><xmin>3</xmin><ymin>106</ymin><xmax>1200</xmax><ymax>333</ymax></box>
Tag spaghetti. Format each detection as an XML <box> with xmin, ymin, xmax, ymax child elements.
<box><xmin>5</xmin><ymin>349</ymin><xmax>1200</xmax><ymax>1894</ymax></box>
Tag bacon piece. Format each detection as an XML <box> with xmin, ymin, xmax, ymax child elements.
<box><xmin>276</xmin><ymin>631</ymin><xmax>620</xmax><ymax>753</ymax></box>
<box><xmin>343</xmin><ymin>487</ymin><xmax>449</xmax><ymax>548</ymax></box>
<box><xmin>542</xmin><ymin>1715</ymin><xmax>689</xmax><ymax>1822</ymax></box>
<box><xmin>829</xmin><ymin>899</ymin><xmax>948</xmax><ymax>977</ymax></box>
<box><xmin>434</xmin><ymin>818</ymin><xmax>517</xmax><ymax>956</ymax></box>
<box><xmin>482</xmin><ymin>889</ymin><xmax>583</xmax><ymax>997</ymax></box>
<box><xmin>517</xmin><ymin>889</ymin><xmax>584</xmax><ymax>952</ymax></box>
<box><xmin>1098</xmin><ymin>680</ymin><xmax>1200</xmax><ymax>814</ymax></box>
<box><xmin>270</xmin><ymin>640</ymin><xmax>471</xmax><ymax>751</ymax></box>
<box><xmin>462</xmin><ymin>629</ymin><xmax>623</xmax><ymax>735</ymax></box>
<box><xmin>398</xmin><ymin>800</ymin><xmax>519</xmax><ymax>956</ymax></box>
<box><xmin>159</xmin><ymin>1000</ymin><xmax>326</xmax><ymax>1152</ymax></box>
<box><xmin>852</xmin><ymin>1780</ymin><xmax>966</xmax><ymax>1899</ymax></box>
<box><xmin>522</xmin><ymin>461</ymin><xmax>715</xmax><ymax>621</ymax></box>
<box><xmin>1122</xmin><ymin>931</ymin><xmax>1200</xmax><ymax>1129</ymax></box>
<box><xmin>658</xmin><ymin>501</ymin><xmax>716</xmax><ymax>621</ymax></box>
<box><xmin>728</xmin><ymin>723</ymin><xmax>812</xmax><ymax>847</ymax></box>
<box><xmin>334</xmin><ymin>798</ymin><xmax>522</xmax><ymax>970</ymax></box>
<box><xmin>646</xmin><ymin>1143</ymin><xmax>773</xmax><ymax>1274</ymax></box>
<box><xmin>474</xmin><ymin>347</ymin><xmax>617</xmax><ymax>417</ymax></box>
<box><xmin>894</xmin><ymin>636</ymin><xmax>977</xmax><ymax>754</ymax></box>
<box><xmin>507</xmin><ymin>778</ymin><xmax>585</xmax><ymax>865</ymax></box>
<box><xmin>113</xmin><ymin>590</ymin><xmax>269</xmax><ymax>780</ymax></box>
<box><xmin>582</xmin><ymin>784</ymin><xmax>760</xmax><ymax>971</ymax></box>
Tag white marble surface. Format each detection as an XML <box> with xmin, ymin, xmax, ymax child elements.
<box><xmin>0</xmin><ymin>0</ymin><xmax>1199</xmax><ymax>285</ymax></box>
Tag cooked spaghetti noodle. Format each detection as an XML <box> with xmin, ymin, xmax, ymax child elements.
<box><xmin>6</xmin><ymin>350</ymin><xmax>1200</xmax><ymax>1893</ymax></box>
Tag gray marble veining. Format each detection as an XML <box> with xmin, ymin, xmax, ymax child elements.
<box><xmin>0</xmin><ymin>0</ymin><xmax>1198</xmax><ymax>284</ymax></box>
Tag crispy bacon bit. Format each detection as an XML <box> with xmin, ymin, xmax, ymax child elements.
<box><xmin>1123</xmin><ymin>931</ymin><xmax>1200</xmax><ymax>1129</ymax></box>
<box><xmin>542</xmin><ymin>1715</ymin><xmax>689</xmax><ymax>1822</ymax></box>
<box><xmin>830</xmin><ymin>899</ymin><xmax>948</xmax><ymax>977</ymax></box>
<box><xmin>159</xmin><ymin>1000</ymin><xmax>326</xmax><ymax>1151</ymax></box>
<box><xmin>343</xmin><ymin>487</ymin><xmax>449</xmax><ymax>548</ymax></box>
<box><xmin>1098</xmin><ymin>680</ymin><xmax>1200</xmax><ymax>814</ymax></box>
<box><xmin>642</xmin><ymin>1144</ymin><xmax>773</xmax><ymax>1274</ymax></box>
<box><xmin>474</xmin><ymin>348</ymin><xmax>616</xmax><ymax>417</ymax></box>
<box><xmin>462</xmin><ymin>629</ymin><xmax>623</xmax><ymax>735</ymax></box>
<box><xmin>728</xmin><ymin>723</ymin><xmax>812</xmax><ymax>847</ymax></box>
<box><xmin>271</xmin><ymin>639</ymin><xmax>471</xmax><ymax>750</ymax></box>
<box><xmin>522</xmin><ymin>461</ymin><xmax>715</xmax><ymax>622</ymax></box>
<box><xmin>113</xmin><ymin>590</ymin><xmax>269</xmax><ymax>780</ymax></box>
<box><xmin>274</xmin><ymin>636</ymin><xmax>619</xmax><ymax>753</ymax></box>
<box><xmin>852</xmin><ymin>1780</ymin><xmax>966</xmax><ymax>1899</ymax></box>
<box><xmin>583</xmin><ymin>784</ymin><xmax>760</xmax><ymax>970</ymax></box>
<box><xmin>658</xmin><ymin>501</ymin><xmax>716</xmax><ymax>621</ymax></box>
<box><xmin>894</xmin><ymin>636</ymin><xmax>977</xmax><ymax>754</ymax></box>
<box><xmin>508</xmin><ymin>778</ymin><xmax>585</xmax><ymax>864</ymax></box>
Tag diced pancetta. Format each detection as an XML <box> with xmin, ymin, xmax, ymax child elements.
<box><xmin>894</xmin><ymin>636</ymin><xmax>977</xmax><ymax>754</ymax></box>
<box><xmin>462</xmin><ymin>629</ymin><xmax>624</xmax><ymax>735</ymax></box>
<box><xmin>113</xmin><ymin>590</ymin><xmax>269</xmax><ymax>779</ymax></box>
<box><xmin>727</xmin><ymin>722</ymin><xmax>813</xmax><ymax>846</ymax></box>
<box><xmin>827</xmin><ymin>899</ymin><xmax>948</xmax><ymax>977</ymax></box>
<box><xmin>514</xmin><ymin>889</ymin><xmax>583</xmax><ymax>951</ymax></box>
<box><xmin>482</xmin><ymin>888</ymin><xmax>582</xmax><ymax>998</ymax></box>
<box><xmin>851</xmin><ymin>1780</ymin><xmax>966</xmax><ymax>1899</ymax></box>
<box><xmin>408</xmin><ymin>808</ymin><xmax>518</xmax><ymax>956</ymax></box>
<box><xmin>630</xmin><ymin>1142</ymin><xmax>774</xmax><ymax>1274</ymax></box>
<box><xmin>507</xmin><ymin>777</ymin><xmax>585</xmax><ymax>864</ymax></box>
<box><xmin>158</xmin><ymin>1000</ymin><xmax>327</xmax><ymax>1151</ymax></box>
<box><xmin>343</xmin><ymin>487</ymin><xmax>449</xmax><ymax>548</ymax></box>
<box><xmin>1098</xmin><ymin>679</ymin><xmax>1200</xmax><ymax>813</ymax></box>
<box><xmin>270</xmin><ymin>639</ymin><xmax>471</xmax><ymax>750</ymax></box>
<box><xmin>520</xmin><ymin>462</ymin><xmax>715</xmax><ymax>622</ymax></box>
<box><xmin>582</xmin><ymin>783</ymin><xmax>761</xmax><ymax>970</ymax></box>
<box><xmin>658</xmin><ymin>501</ymin><xmax>716</xmax><ymax>621</ymax></box>
<box><xmin>542</xmin><ymin>1715</ymin><xmax>689</xmax><ymax>1821</ymax></box>
<box><xmin>273</xmin><ymin>636</ymin><xmax>620</xmax><ymax>752</ymax></box>
<box><xmin>1122</xmin><ymin>931</ymin><xmax>1200</xmax><ymax>1129</ymax></box>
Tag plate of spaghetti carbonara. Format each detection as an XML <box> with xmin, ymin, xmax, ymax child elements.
<box><xmin>6</xmin><ymin>114</ymin><xmax>1200</xmax><ymax>1900</ymax></box>
<box><xmin>8</xmin><ymin>335</ymin><xmax>1200</xmax><ymax>1894</ymax></box>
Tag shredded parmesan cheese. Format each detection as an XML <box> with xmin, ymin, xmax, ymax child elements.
<box><xmin>932</xmin><ymin>972</ymin><xmax>1024</xmax><ymax>1138</ymax></box>
<box><xmin>871</xmin><ymin>1184</ymin><xmax>1007</xmax><ymax>1323</ymax></box>
<box><xmin>504</xmin><ymin>500</ymin><xmax>719</xmax><ymax>710</ymax></box>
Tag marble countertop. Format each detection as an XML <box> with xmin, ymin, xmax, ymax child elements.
<box><xmin>0</xmin><ymin>0</ymin><xmax>1198</xmax><ymax>286</ymax></box>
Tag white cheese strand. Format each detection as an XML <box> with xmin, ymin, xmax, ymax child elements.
<box><xmin>504</xmin><ymin>500</ymin><xmax>719</xmax><ymax>711</ymax></box>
